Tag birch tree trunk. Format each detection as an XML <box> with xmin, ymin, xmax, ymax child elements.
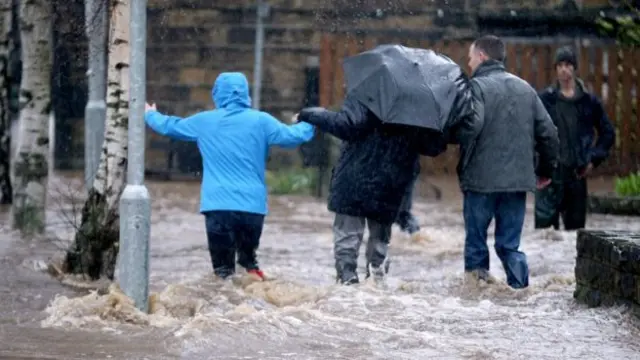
<box><xmin>64</xmin><ymin>0</ymin><xmax>129</xmax><ymax>280</ymax></box>
<box><xmin>0</xmin><ymin>0</ymin><xmax>12</xmax><ymax>205</ymax></box>
<box><xmin>10</xmin><ymin>0</ymin><xmax>52</xmax><ymax>234</ymax></box>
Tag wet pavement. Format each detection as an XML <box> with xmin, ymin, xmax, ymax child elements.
<box><xmin>1</xmin><ymin>172</ymin><xmax>639</xmax><ymax>359</ymax></box>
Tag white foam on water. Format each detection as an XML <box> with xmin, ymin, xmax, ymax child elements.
<box><xmin>15</xmin><ymin>174</ymin><xmax>640</xmax><ymax>359</ymax></box>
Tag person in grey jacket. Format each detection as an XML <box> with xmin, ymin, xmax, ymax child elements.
<box><xmin>458</xmin><ymin>35</ymin><xmax>559</xmax><ymax>289</ymax></box>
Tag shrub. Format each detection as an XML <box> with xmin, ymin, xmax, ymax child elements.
<box><xmin>266</xmin><ymin>168</ymin><xmax>317</xmax><ymax>195</ymax></box>
<box><xmin>615</xmin><ymin>172</ymin><xmax>640</xmax><ymax>196</ymax></box>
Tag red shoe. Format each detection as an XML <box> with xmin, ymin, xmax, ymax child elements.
<box><xmin>247</xmin><ymin>269</ymin><xmax>266</xmax><ymax>281</ymax></box>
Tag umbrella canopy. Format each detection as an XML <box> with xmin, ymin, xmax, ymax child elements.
<box><xmin>342</xmin><ymin>44</ymin><xmax>463</xmax><ymax>132</ymax></box>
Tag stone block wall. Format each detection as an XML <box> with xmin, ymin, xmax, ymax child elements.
<box><xmin>588</xmin><ymin>195</ymin><xmax>640</xmax><ymax>216</ymax></box>
<box><xmin>145</xmin><ymin>0</ymin><xmax>584</xmax><ymax>120</ymax></box>
<box><xmin>574</xmin><ymin>230</ymin><xmax>640</xmax><ymax>308</ymax></box>
<box><xmin>142</xmin><ymin>0</ymin><xmax>587</xmax><ymax>171</ymax></box>
<box><xmin>52</xmin><ymin>0</ymin><xmax>614</xmax><ymax>170</ymax></box>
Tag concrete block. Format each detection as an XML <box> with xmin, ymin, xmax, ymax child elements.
<box><xmin>574</xmin><ymin>230</ymin><xmax>640</xmax><ymax>309</ymax></box>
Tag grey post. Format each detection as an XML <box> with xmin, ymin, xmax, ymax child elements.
<box><xmin>84</xmin><ymin>0</ymin><xmax>107</xmax><ymax>189</ymax></box>
<box><xmin>117</xmin><ymin>0</ymin><xmax>151</xmax><ymax>312</ymax></box>
<box><xmin>252</xmin><ymin>0</ymin><xmax>269</xmax><ymax>109</ymax></box>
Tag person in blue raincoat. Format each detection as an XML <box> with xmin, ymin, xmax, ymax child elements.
<box><xmin>145</xmin><ymin>72</ymin><xmax>315</xmax><ymax>281</ymax></box>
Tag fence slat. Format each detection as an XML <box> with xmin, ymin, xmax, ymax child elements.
<box><xmin>593</xmin><ymin>47</ymin><xmax>604</xmax><ymax>99</ymax></box>
<box><xmin>543</xmin><ymin>45</ymin><xmax>556</xmax><ymax>87</ymax></box>
<box><xmin>520</xmin><ymin>45</ymin><xmax>534</xmax><ymax>86</ymax></box>
<box><xmin>579</xmin><ymin>44</ymin><xmax>592</xmax><ymax>93</ymax></box>
<box><xmin>332</xmin><ymin>37</ymin><xmax>347</xmax><ymax>106</ymax></box>
<box><xmin>605</xmin><ymin>46</ymin><xmax>620</xmax><ymax>170</ymax></box>
<box><xmin>635</xmin><ymin>49</ymin><xmax>640</xmax><ymax>158</ymax></box>
<box><xmin>319</xmin><ymin>34</ymin><xmax>334</xmax><ymax>108</ymax></box>
<box><xmin>347</xmin><ymin>34</ymin><xmax>359</xmax><ymax>57</ymax></box>
<box><xmin>535</xmin><ymin>45</ymin><xmax>549</xmax><ymax>91</ymax></box>
<box><xmin>419</xmin><ymin>39</ymin><xmax>433</xmax><ymax>50</ymax></box>
<box><xmin>505</xmin><ymin>43</ymin><xmax>517</xmax><ymax>74</ymax></box>
<box><xmin>621</xmin><ymin>50</ymin><xmax>634</xmax><ymax>173</ymax></box>
<box><xmin>364</xmin><ymin>36</ymin><xmax>376</xmax><ymax>51</ymax></box>
<box><xmin>433</xmin><ymin>40</ymin><xmax>444</xmax><ymax>53</ymax></box>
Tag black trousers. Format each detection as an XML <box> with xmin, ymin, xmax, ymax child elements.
<box><xmin>203</xmin><ymin>210</ymin><xmax>265</xmax><ymax>278</ymax></box>
<box><xmin>395</xmin><ymin>175</ymin><xmax>420</xmax><ymax>234</ymax></box>
<box><xmin>534</xmin><ymin>166</ymin><xmax>588</xmax><ymax>231</ymax></box>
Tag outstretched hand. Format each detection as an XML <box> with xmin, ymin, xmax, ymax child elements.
<box><xmin>145</xmin><ymin>102</ymin><xmax>157</xmax><ymax>112</ymax></box>
<box><xmin>577</xmin><ymin>163</ymin><xmax>593</xmax><ymax>179</ymax></box>
<box><xmin>290</xmin><ymin>112</ymin><xmax>300</xmax><ymax>124</ymax></box>
<box><xmin>536</xmin><ymin>177</ymin><xmax>551</xmax><ymax>189</ymax></box>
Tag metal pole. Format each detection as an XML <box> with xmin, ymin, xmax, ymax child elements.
<box><xmin>252</xmin><ymin>0</ymin><xmax>269</xmax><ymax>109</ymax></box>
<box><xmin>84</xmin><ymin>0</ymin><xmax>107</xmax><ymax>189</ymax></box>
<box><xmin>117</xmin><ymin>0</ymin><xmax>151</xmax><ymax>313</ymax></box>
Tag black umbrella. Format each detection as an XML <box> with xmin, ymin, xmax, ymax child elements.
<box><xmin>343</xmin><ymin>44</ymin><xmax>464</xmax><ymax>132</ymax></box>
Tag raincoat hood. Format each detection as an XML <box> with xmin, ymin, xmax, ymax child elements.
<box><xmin>212</xmin><ymin>72</ymin><xmax>252</xmax><ymax>109</ymax></box>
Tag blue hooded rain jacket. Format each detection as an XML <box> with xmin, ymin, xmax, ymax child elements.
<box><xmin>145</xmin><ymin>72</ymin><xmax>315</xmax><ymax>214</ymax></box>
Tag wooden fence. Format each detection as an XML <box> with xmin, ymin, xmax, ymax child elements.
<box><xmin>319</xmin><ymin>33</ymin><xmax>640</xmax><ymax>177</ymax></box>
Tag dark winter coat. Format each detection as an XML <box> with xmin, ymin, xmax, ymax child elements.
<box><xmin>456</xmin><ymin>60</ymin><xmax>560</xmax><ymax>193</ymax></box>
<box><xmin>298</xmin><ymin>97</ymin><xmax>426</xmax><ymax>223</ymax></box>
<box><xmin>538</xmin><ymin>80</ymin><xmax>615</xmax><ymax>170</ymax></box>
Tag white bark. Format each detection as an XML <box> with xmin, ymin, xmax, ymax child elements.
<box><xmin>0</xmin><ymin>0</ymin><xmax>12</xmax><ymax>204</ymax></box>
<box><xmin>93</xmin><ymin>0</ymin><xmax>129</xmax><ymax>208</ymax></box>
<box><xmin>11</xmin><ymin>0</ymin><xmax>52</xmax><ymax>234</ymax></box>
<box><xmin>64</xmin><ymin>0</ymin><xmax>129</xmax><ymax>280</ymax></box>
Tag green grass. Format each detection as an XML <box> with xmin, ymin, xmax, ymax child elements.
<box><xmin>266</xmin><ymin>168</ymin><xmax>317</xmax><ymax>195</ymax></box>
<box><xmin>615</xmin><ymin>171</ymin><xmax>640</xmax><ymax>196</ymax></box>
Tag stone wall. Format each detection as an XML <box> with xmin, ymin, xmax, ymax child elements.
<box><xmin>574</xmin><ymin>230</ymin><xmax>640</xmax><ymax>309</ymax></box>
<box><xmin>145</xmin><ymin>0</ymin><xmax>589</xmax><ymax>120</ymax></box>
<box><xmin>588</xmin><ymin>195</ymin><xmax>640</xmax><ymax>216</ymax></box>
<box><xmin>144</xmin><ymin>0</ymin><xmax>611</xmax><ymax>172</ymax></box>
<box><xmin>53</xmin><ymin>0</ymin><xmax>613</xmax><ymax>170</ymax></box>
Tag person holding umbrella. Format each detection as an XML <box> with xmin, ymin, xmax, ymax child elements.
<box><xmin>294</xmin><ymin>45</ymin><xmax>482</xmax><ymax>285</ymax></box>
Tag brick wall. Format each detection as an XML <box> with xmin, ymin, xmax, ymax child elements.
<box><xmin>145</xmin><ymin>0</ymin><xmax>592</xmax><ymax>119</ymax></box>
<box><xmin>54</xmin><ymin>0</ymin><xmax>613</xmax><ymax>170</ymax></box>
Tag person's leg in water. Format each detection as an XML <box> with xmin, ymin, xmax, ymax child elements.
<box><xmin>535</xmin><ymin>167</ymin><xmax>563</xmax><ymax>230</ymax></box>
<box><xmin>395</xmin><ymin>177</ymin><xmax>421</xmax><ymax>236</ymax></box>
<box><xmin>235</xmin><ymin>211</ymin><xmax>267</xmax><ymax>280</ymax></box>
<box><xmin>203</xmin><ymin>211</ymin><xmax>236</xmax><ymax>279</ymax></box>
<box><xmin>463</xmin><ymin>191</ymin><xmax>497</xmax><ymax>283</ymax></box>
<box><xmin>333</xmin><ymin>213</ymin><xmax>366</xmax><ymax>285</ymax></box>
<box><xmin>560</xmin><ymin>171</ymin><xmax>587</xmax><ymax>231</ymax></box>
<box><xmin>365</xmin><ymin>218</ymin><xmax>392</xmax><ymax>282</ymax></box>
<box><xmin>494</xmin><ymin>192</ymin><xmax>528</xmax><ymax>289</ymax></box>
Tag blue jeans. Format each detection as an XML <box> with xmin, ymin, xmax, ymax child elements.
<box><xmin>203</xmin><ymin>210</ymin><xmax>265</xmax><ymax>279</ymax></box>
<box><xmin>463</xmin><ymin>191</ymin><xmax>529</xmax><ymax>289</ymax></box>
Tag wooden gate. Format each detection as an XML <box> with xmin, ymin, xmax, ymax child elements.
<box><xmin>319</xmin><ymin>33</ymin><xmax>640</xmax><ymax>177</ymax></box>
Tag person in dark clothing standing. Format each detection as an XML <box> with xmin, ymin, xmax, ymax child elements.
<box><xmin>457</xmin><ymin>35</ymin><xmax>559</xmax><ymax>289</ymax></box>
<box><xmin>535</xmin><ymin>47</ymin><xmax>615</xmax><ymax>231</ymax></box>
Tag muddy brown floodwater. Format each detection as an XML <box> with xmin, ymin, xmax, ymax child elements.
<box><xmin>1</xmin><ymin>173</ymin><xmax>639</xmax><ymax>359</ymax></box>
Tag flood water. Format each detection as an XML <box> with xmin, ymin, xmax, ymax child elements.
<box><xmin>1</xmin><ymin>173</ymin><xmax>639</xmax><ymax>359</ymax></box>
